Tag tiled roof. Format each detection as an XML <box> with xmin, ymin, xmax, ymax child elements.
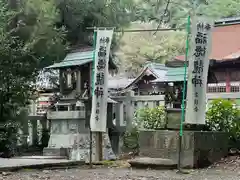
<box><xmin>124</xmin><ymin>63</ymin><xmax>169</xmax><ymax>89</ymax></box>
<box><xmin>175</xmin><ymin>23</ymin><xmax>240</xmax><ymax>61</ymax></box>
<box><xmin>108</xmin><ymin>76</ymin><xmax>134</xmax><ymax>89</ymax></box>
<box><xmin>152</xmin><ymin>67</ymin><xmax>187</xmax><ymax>83</ymax></box>
<box><xmin>46</xmin><ymin>51</ymin><xmax>94</xmax><ymax>69</ymax></box>
<box><xmin>47</xmin><ymin>50</ymin><xmax>117</xmax><ymax>69</ymax></box>
<box><xmin>147</xmin><ymin>63</ymin><xmax>169</xmax><ymax>77</ymax></box>
<box><xmin>122</xmin><ymin>64</ymin><xmax>187</xmax><ymax>86</ymax></box>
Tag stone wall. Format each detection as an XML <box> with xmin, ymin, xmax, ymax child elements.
<box><xmin>139</xmin><ymin>130</ymin><xmax>228</xmax><ymax>168</ymax></box>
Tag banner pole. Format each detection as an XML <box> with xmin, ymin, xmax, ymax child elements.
<box><xmin>89</xmin><ymin>30</ymin><xmax>97</xmax><ymax>168</ymax></box>
<box><xmin>178</xmin><ymin>15</ymin><xmax>191</xmax><ymax>171</ymax></box>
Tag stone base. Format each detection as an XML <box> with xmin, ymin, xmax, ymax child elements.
<box><xmin>139</xmin><ymin>130</ymin><xmax>229</xmax><ymax>168</ymax></box>
<box><xmin>128</xmin><ymin>157</ymin><xmax>177</xmax><ymax>169</ymax></box>
<box><xmin>45</xmin><ymin>132</ymin><xmax>116</xmax><ymax>162</ymax></box>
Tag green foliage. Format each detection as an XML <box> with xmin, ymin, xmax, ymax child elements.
<box><xmin>115</xmin><ymin>0</ymin><xmax>240</xmax><ymax>74</ymax></box>
<box><xmin>135</xmin><ymin>0</ymin><xmax>240</xmax><ymax>27</ymax></box>
<box><xmin>122</xmin><ymin>105</ymin><xmax>166</xmax><ymax>153</ymax></box>
<box><xmin>206</xmin><ymin>99</ymin><xmax>240</xmax><ymax>140</ymax></box>
<box><xmin>0</xmin><ymin>0</ymin><xmax>66</xmax><ymax>155</ymax></box>
<box><xmin>0</xmin><ymin>121</ymin><xmax>19</xmax><ymax>157</ymax></box>
<box><xmin>0</xmin><ymin>0</ymin><xmax>66</xmax><ymax>122</ymax></box>
<box><xmin>123</xmin><ymin>126</ymin><xmax>139</xmax><ymax>152</ymax></box>
<box><xmin>134</xmin><ymin>0</ymin><xmax>205</xmax><ymax>27</ymax></box>
<box><xmin>134</xmin><ymin>105</ymin><xmax>166</xmax><ymax>129</ymax></box>
<box><xmin>56</xmin><ymin>0</ymin><xmax>136</xmax><ymax>46</ymax></box>
<box><xmin>116</xmin><ymin>22</ymin><xmax>186</xmax><ymax>76</ymax></box>
<box><xmin>197</xmin><ymin>0</ymin><xmax>240</xmax><ymax>20</ymax></box>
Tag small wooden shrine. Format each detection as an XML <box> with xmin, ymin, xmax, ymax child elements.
<box><xmin>43</xmin><ymin>47</ymin><xmax>117</xmax><ymax>161</ymax></box>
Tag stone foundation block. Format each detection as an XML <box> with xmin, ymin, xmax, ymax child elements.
<box><xmin>139</xmin><ymin>130</ymin><xmax>228</xmax><ymax>168</ymax></box>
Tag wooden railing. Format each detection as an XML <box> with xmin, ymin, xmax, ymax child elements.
<box><xmin>18</xmin><ymin>115</ymin><xmax>50</xmax><ymax>147</ymax></box>
<box><xmin>111</xmin><ymin>91</ymin><xmax>165</xmax><ymax>128</ymax></box>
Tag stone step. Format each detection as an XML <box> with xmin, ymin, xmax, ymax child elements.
<box><xmin>128</xmin><ymin>157</ymin><xmax>177</xmax><ymax>170</ymax></box>
<box><xmin>13</xmin><ymin>156</ymin><xmax>67</xmax><ymax>160</ymax></box>
<box><xmin>0</xmin><ymin>158</ymin><xmax>85</xmax><ymax>172</ymax></box>
<box><xmin>43</xmin><ymin>148</ymin><xmax>70</xmax><ymax>158</ymax></box>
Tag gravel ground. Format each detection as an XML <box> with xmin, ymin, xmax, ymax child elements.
<box><xmin>0</xmin><ymin>166</ymin><xmax>239</xmax><ymax>180</ymax></box>
<box><xmin>0</xmin><ymin>156</ymin><xmax>239</xmax><ymax>180</ymax></box>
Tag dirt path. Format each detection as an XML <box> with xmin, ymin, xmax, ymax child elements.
<box><xmin>0</xmin><ymin>166</ymin><xmax>239</xmax><ymax>180</ymax></box>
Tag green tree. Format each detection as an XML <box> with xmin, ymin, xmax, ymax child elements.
<box><xmin>56</xmin><ymin>0</ymin><xmax>137</xmax><ymax>46</ymax></box>
<box><xmin>133</xmin><ymin>0</ymin><xmax>191</xmax><ymax>27</ymax></box>
<box><xmin>0</xmin><ymin>0</ymin><xmax>66</xmax><ymax>123</ymax></box>
<box><xmin>115</xmin><ymin>22</ymin><xmax>186</xmax><ymax>76</ymax></box>
<box><xmin>135</xmin><ymin>0</ymin><xmax>240</xmax><ymax>27</ymax></box>
<box><xmin>198</xmin><ymin>0</ymin><xmax>240</xmax><ymax>19</ymax></box>
<box><xmin>0</xmin><ymin>0</ymin><xmax>66</xmax><ymax>156</ymax></box>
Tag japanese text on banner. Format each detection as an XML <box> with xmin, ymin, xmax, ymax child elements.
<box><xmin>90</xmin><ymin>30</ymin><xmax>113</xmax><ymax>132</ymax></box>
<box><xmin>185</xmin><ymin>20</ymin><xmax>213</xmax><ymax>124</ymax></box>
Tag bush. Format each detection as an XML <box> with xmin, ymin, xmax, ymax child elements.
<box><xmin>206</xmin><ymin>99</ymin><xmax>240</xmax><ymax>147</ymax></box>
<box><xmin>134</xmin><ymin>105</ymin><xmax>166</xmax><ymax>129</ymax></box>
<box><xmin>0</xmin><ymin>121</ymin><xmax>19</xmax><ymax>158</ymax></box>
<box><xmin>122</xmin><ymin>105</ymin><xmax>166</xmax><ymax>155</ymax></box>
<box><xmin>122</xmin><ymin>126</ymin><xmax>139</xmax><ymax>154</ymax></box>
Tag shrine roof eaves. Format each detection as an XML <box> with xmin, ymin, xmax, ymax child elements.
<box><xmin>46</xmin><ymin>58</ymin><xmax>92</xmax><ymax>69</ymax></box>
<box><xmin>46</xmin><ymin>50</ymin><xmax>117</xmax><ymax>69</ymax></box>
<box><xmin>46</xmin><ymin>50</ymin><xmax>94</xmax><ymax>69</ymax></box>
<box><xmin>123</xmin><ymin>63</ymin><xmax>168</xmax><ymax>90</ymax></box>
<box><xmin>152</xmin><ymin>67</ymin><xmax>187</xmax><ymax>83</ymax></box>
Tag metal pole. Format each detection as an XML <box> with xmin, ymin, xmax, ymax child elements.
<box><xmin>177</xmin><ymin>0</ymin><xmax>197</xmax><ymax>172</ymax></box>
<box><xmin>177</xmin><ymin>15</ymin><xmax>191</xmax><ymax>172</ymax></box>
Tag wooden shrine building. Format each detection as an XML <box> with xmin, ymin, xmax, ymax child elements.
<box><xmin>43</xmin><ymin>47</ymin><xmax>118</xmax><ymax>160</ymax></box>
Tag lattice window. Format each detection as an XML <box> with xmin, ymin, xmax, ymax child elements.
<box><xmin>207</xmin><ymin>86</ymin><xmax>217</xmax><ymax>93</ymax></box>
<box><xmin>217</xmin><ymin>85</ymin><xmax>226</xmax><ymax>92</ymax></box>
<box><xmin>207</xmin><ymin>83</ymin><xmax>217</xmax><ymax>93</ymax></box>
<box><xmin>207</xmin><ymin>83</ymin><xmax>226</xmax><ymax>93</ymax></box>
<box><xmin>230</xmin><ymin>86</ymin><xmax>240</xmax><ymax>92</ymax></box>
<box><xmin>230</xmin><ymin>82</ymin><xmax>240</xmax><ymax>92</ymax></box>
<box><xmin>207</xmin><ymin>82</ymin><xmax>240</xmax><ymax>92</ymax></box>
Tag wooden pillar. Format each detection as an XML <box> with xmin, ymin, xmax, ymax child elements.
<box><xmin>59</xmin><ymin>70</ymin><xmax>64</xmax><ymax>94</ymax></box>
<box><xmin>77</xmin><ymin>70</ymin><xmax>82</xmax><ymax>93</ymax></box>
<box><xmin>67</xmin><ymin>73</ymin><xmax>72</xmax><ymax>88</ymax></box>
<box><xmin>119</xmin><ymin>103</ymin><xmax>124</xmax><ymax>126</ymax></box>
<box><xmin>125</xmin><ymin>90</ymin><xmax>134</xmax><ymax>130</ymax></box>
<box><xmin>115</xmin><ymin>103</ymin><xmax>121</xmax><ymax>127</ymax></box>
<box><xmin>22</xmin><ymin>118</ymin><xmax>29</xmax><ymax>146</ymax></box>
<box><xmin>107</xmin><ymin>103</ymin><xmax>113</xmax><ymax>128</ymax></box>
<box><xmin>89</xmin><ymin>63</ymin><xmax>93</xmax><ymax>95</ymax></box>
<box><xmin>31</xmin><ymin>120</ymin><xmax>38</xmax><ymax>146</ymax></box>
<box><xmin>40</xmin><ymin>118</ymin><xmax>48</xmax><ymax>147</ymax></box>
<box><xmin>31</xmin><ymin>100</ymin><xmax>37</xmax><ymax>115</ymax></box>
<box><xmin>226</xmin><ymin>69</ymin><xmax>231</xmax><ymax>92</ymax></box>
<box><xmin>40</xmin><ymin>118</ymin><xmax>47</xmax><ymax>130</ymax></box>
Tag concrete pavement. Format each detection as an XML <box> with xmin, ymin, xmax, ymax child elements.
<box><xmin>0</xmin><ymin>157</ymin><xmax>84</xmax><ymax>172</ymax></box>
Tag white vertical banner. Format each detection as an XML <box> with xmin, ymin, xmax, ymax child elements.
<box><xmin>90</xmin><ymin>29</ymin><xmax>114</xmax><ymax>132</ymax></box>
<box><xmin>185</xmin><ymin>19</ymin><xmax>213</xmax><ymax>124</ymax></box>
